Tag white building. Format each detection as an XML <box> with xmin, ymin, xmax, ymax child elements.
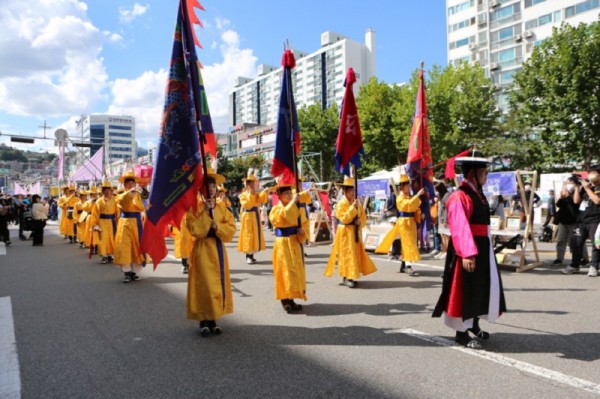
<box><xmin>446</xmin><ymin>0</ymin><xmax>600</xmax><ymax>111</ymax></box>
<box><xmin>75</xmin><ymin>114</ymin><xmax>137</xmax><ymax>167</ymax></box>
<box><xmin>229</xmin><ymin>29</ymin><xmax>377</xmax><ymax>127</ymax></box>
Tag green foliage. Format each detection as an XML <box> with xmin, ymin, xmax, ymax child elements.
<box><xmin>0</xmin><ymin>146</ymin><xmax>29</xmax><ymax>162</ymax></box>
<box><xmin>216</xmin><ymin>147</ymin><xmax>268</xmax><ymax>192</ymax></box>
<box><xmin>297</xmin><ymin>103</ymin><xmax>339</xmax><ymax>181</ymax></box>
<box><xmin>509</xmin><ymin>20</ymin><xmax>600</xmax><ymax>169</ymax></box>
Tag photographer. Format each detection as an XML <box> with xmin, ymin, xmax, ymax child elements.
<box><xmin>554</xmin><ymin>177</ymin><xmax>580</xmax><ymax>267</ymax></box>
<box><xmin>563</xmin><ymin>167</ymin><xmax>600</xmax><ymax>276</ymax></box>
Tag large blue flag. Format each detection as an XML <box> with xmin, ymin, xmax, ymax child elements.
<box><xmin>271</xmin><ymin>49</ymin><xmax>300</xmax><ymax>183</ymax></box>
<box><xmin>141</xmin><ymin>0</ymin><xmax>208</xmax><ymax>268</ymax></box>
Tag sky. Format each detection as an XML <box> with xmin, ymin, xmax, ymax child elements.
<box><xmin>0</xmin><ymin>0</ymin><xmax>447</xmax><ymax>154</ymax></box>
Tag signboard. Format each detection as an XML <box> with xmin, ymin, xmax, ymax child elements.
<box><xmin>459</xmin><ymin>171</ymin><xmax>517</xmax><ymax>196</ymax></box>
<box><xmin>357</xmin><ymin>179</ymin><xmax>390</xmax><ymax>198</ymax></box>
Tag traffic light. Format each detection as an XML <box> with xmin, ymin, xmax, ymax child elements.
<box><xmin>10</xmin><ymin>137</ymin><xmax>34</xmax><ymax>144</ymax></box>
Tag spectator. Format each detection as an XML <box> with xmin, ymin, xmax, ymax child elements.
<box><xmin>511</xmin><ymin>181</ymin><xmax>541</xmax><ymax>226</ymax></box>
<box><xmin>554</xmin><ymin>181</ymin><xmax>579</xmax><ymax>267</ymax></box>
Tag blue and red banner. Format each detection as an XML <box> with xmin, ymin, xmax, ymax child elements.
<box><xmin>271</xmin><ymin>50</ymin><xmax>300</xmax><ymax>183</ymax></box>
<box><xmin>141</xmin><ymin>0</ymin><xmax>210</xmax><ymax>268</ymax></box>
<box><xmin>406</xmin><ymin>68</ymin><xmax>435</xmax><ymax>223</ymax></box>
<box><xmin>335</xmin><ymin>67</ymin><xmax>364</xmax><ymax>176</ymax></box>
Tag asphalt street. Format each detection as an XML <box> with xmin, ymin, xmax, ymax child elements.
<box><xmin>1</xmin><ymin>220</ymin><xmax>600</xmax><ymax>399</ymax></box>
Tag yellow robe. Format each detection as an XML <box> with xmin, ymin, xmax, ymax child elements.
<box><xmin>76</xmin><ymin>199</ymin><xmax>87</xmax><ymax>244</ymax></box>
<box><xmin>81</xmin><ymin>199</ymin><xmax>96</xmax><ymax>248</ymax></box>
<box><xmin>172</xmin><ymin>212</ymin><xmax>193</xmax><ymax>259</ymax></box>
<box><xmin>325</xmin><ymin>197</ymin><xmax>377</xmax><ymax>279</ymax></box>
<box><xmin>114</xmin><ymin>191</ymin><xmax>146</xmax><ymax>266</ymax></box>
<box><xmin>269</xmin><ymin>200</ymin><xmax>309</xmax><ymax>301</ymax></box>
<box><xmin>57</xmin><ymin>194</ymin><xmax>69</xmax><ymax>236</ymax></box>
<box><xmin>64</xmin><ymin>195</ymin><xmax>81</xmax><ymax>237</ymax></box>
<box><xmin>237</xmin><ymin>190</ymin><xmax>268</xmax><ymax>253</ymax></box>
<box><xmin>90</xmin><ymin>197</ymin><xmax>119</xmax><ymax>257</ymax></box>
<box><xmin>375</xmin><ymin>192</ymin><xmax>421</xmax><ymax>262</ymax></box>
<box><xmin>186</xmin><ymin>199</ymin><xmax>237</xmax><ymax>321</ymax></box>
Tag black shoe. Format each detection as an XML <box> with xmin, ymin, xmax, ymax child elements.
<box><xmin>281</xmin><ymin>299</ymin><xmax>292</xmax><ymax>314</ymax></box>
<box><xmin>100</xmin><ymin>257</ymin><xmax>109</xmax><ymax>264</ymax></box>
<box><xmin>207</xmin><ymin>320</ymin><xmax>222</xmax><ymax>335</ymax></box>
<box><xmin>4</xmin><ymin>241</ymin><xmax>10</xmax><ymax>246</ymax></box>
<box><xmin>468</xmin><ymin>327</ymin><xmax>490</xmax><ymax>340</ymax></box>
<box><xmin>122</xmin><ymin>273</ymin><xmax>132</xmax><ymax>284</ymax></box>
<box><xmin>199</xmin><ymin>321</ymin><xmax>210</xmax><ymax>337</ymax></box>
<box><xmin>19</xmin><ymin>236</ymin><xmax>27</xmax><ymax>241</ymax></box>
<box><xmin>289</xmin><ymin>300</ymin><xmax>303</xmax><ymax>311</ymax></box>
<box><xmin>399</xmin><ymin>261</ymin><xmax>406</xmax><ymax>273</ymax></box>
<box><xmin>455</xmin><ymin>331</ymin><xmax>482</xmax><ymax>349</ymax></box>
<box><xmin>551</xmin><ymin>259</ymin><xmax>563</xmax><ymax>265</ymax></box>
<box><xmin>129</xmin><ymin>272</ymin><xmax>140</xmax><ymax>282</ymax></box>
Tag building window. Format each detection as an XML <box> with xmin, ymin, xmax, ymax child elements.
<box><xmin>538</xmin><ymin>13</ymin><xmax>552</xmax><ymax>26</ymax></box>
<box><xmin>498</xmin><ymin>26</ymin><xmax>514</xmax><ymax>40</ymax></box>
<box><xmin>108</xmin><ymin>125</ymin><xmax>132</xmax><ymax>130</ymax></box>
<box><xmin>524</xmin><ymin>0</ymin><xmax>546</xmax><ymax>7</ymax></box>
<box><xmin>448</xmin><ymin>0</ymin><xmax>474</xmax><ymax>16</ymax></box>
<box><xmin>566</xmin><ymin>0</ymin><xmax>599</xmax><ymax>18</ymax></box>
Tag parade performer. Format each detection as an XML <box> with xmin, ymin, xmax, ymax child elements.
<box><xmin>186</xmin><ymin>168</ymin><xmax>236</xmax><ymax>336</ymax></box>
<box><xmin>375</xmin><ymin>174</ymin><xmax>425</xmax><ymax>276</ymax></box>
<box><xmin>216</xmin><ymin>185</ymin><xmax>231</xmax><ymax>209</ymax></box>
<box><xmin>114</xmin><ymin>171</ymin><xmax>147</xmax><ymax>283</ymax></box>
<box><xmin>237</xmin><ymin>172</ymin><xmax>268</xmax><ymax>264</ymax></box>
<box><xmin>325</xmin><ymin>177</ymin><xmax>377</xmax><ymax>287</ymax></box>
<box><xmin>82</xmin><ymin>186</ymin><xmax>99</xmax><ymax>251</ymax></box>
<box><xmin>76</xmin><ymin>189</ymin><xmax>88</xmax><ymax>248</ymax></box>
<box><xmin>432</xmin><ymin>151</ymin><xmax>507</xmax><ymax>349</ymax></box>
<box><xmin>57</xmin><ymin>185</ymin><xmax>70</xmax><ymax>239</ymax></box>
<box><xmin>172</xmin><ymin>212</ymin><xmax>193</xmax><ymax>274</ymax></box>
<box><xmin>90</xmin><ymin>181</ymin><xmax>118</xmax><ymax>264</ymax></box>
<box><xmin>269</xmin><ymin>179</ymin><xmax>309</xmax><ymax>312</ymax></box>
<box><xmin>64</xmin><ymin>185</ymin><xmax>81</xmax><ymax>244</ymax></box>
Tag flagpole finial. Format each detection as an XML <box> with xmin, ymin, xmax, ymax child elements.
<box><xmin>420</xmin><ymin>61</ymin><xmax>425</xmax><ymax>70</ymax></box>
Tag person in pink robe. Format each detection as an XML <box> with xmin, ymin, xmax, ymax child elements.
<box><xmin>432</xmin><ymin>151</ymin><xmax>506</xmax><ymax>349</ymax></box>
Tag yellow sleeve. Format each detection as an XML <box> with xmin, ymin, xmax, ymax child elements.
<box><xmin>214</xmin><ymin>203</ymin><xmax>236</xmax><ymax>243</ymax></box>
<box><xmin>336</xmin><ymin>199</ymin><xmax>357</xmax><ymax>224</ymax></box>
<box><xmin>258</xmin><ymin>189</ymin><xmax>268</xmax><ymax>205</ymax></box>
<box><xmin>239</xmin><ymin>192</ymin><xmax>257</xmax><ymax>211</ymax></box>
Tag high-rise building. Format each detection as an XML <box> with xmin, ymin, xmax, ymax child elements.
<box><xmin>75</xmin><ymin>114</ymin><xmax>137</xmax><ymax>168</ymax></box>
<box><xmin>446</xmin><ymin>0</ymin><xmax>600</xmax><ymax>111</ymax></box>
<box><xmin>229</xmin><ymin>29</ymin><xmax>376</xmax><ymax>127</ymax></box>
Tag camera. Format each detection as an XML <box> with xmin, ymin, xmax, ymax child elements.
<box><xmin>568</xmin><ymin>174</ymin><xmax>582</xmax><ymax>185</ymax></box>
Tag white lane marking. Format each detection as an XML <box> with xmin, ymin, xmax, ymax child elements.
<box><xmin>0</xmin><ymin>297</ymin><xmax>21</xmax><ymax>399</ymax></box>
<box><xmin>371</xmin><ymin>255</ymin><xmax>445</xmax><ymax>270</ymax></box>
<box><xmin>0</xmin><ymin>242</ymin><xmax>6</xmax><ymax>256</ymax></box>
<box><xmin>390</xmin><ymin>328</ymin><xmax>600</xmax><ymax>396</ymax></box>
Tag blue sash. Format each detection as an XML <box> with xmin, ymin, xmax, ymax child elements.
<box><xmin>275</xmin><ymin>227</ymin><xmax>298</xmax><ymax>237</ymax></box>
<box><xmin>397</xmin><ymin>211</ymin><xmax>415</xmax><ymax>217</ymax></box>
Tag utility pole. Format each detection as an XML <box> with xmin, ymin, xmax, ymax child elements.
<box><xmin>38</xmin><ymin>121</ymin><xmax>52</xmax><ymax>139</ymax></box>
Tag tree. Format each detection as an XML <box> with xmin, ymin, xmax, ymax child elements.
<box><xmin>356</xmin><ymin>77</ymin><xmax>407</xmax><ymax>175</ymax></box>
<box><xmin>509</xmin><ymin>20</ymin><xmax>600</xmax><ymax>170</ymax></box>
<box><xmin>298</xmin><ymin>103</ymin><xmax>339</xmax><ymax>181</ymax></box>
<box><xmin>216</xmin><ymin>147</ymin><xmax>269</xmax><ymax>192</ymax></box>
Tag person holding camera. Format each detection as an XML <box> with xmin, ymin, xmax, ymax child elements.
<box><xmin>31</xmin><ymin>194</ymin><xmax>48</xmax><ymax>246</ymax></box>
<box><xmin>553</xmin><ymin>178</ymin><xmax>580</xmax><ymax>267</ymax></box>
<box><xmin>563</xmin><ymin>167</ymin><xmax>600</xmax><ymax>276</ymax></box>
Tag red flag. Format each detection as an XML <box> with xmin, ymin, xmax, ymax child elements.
<box><xmin>444</xmin><ymin>150</ymin><xmax>471</xmax><ymax>179</ymax></box>
<box><xmin>335</xmin><ymin>67</ymin><xmax>364</xmax><ymax>175</ymax></box>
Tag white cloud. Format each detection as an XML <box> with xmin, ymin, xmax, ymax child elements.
<box><xmin>0</xmin><ymin>0</ymin><xmax>115</xmax><ymax>117</ymax></box>
<box><xmin>104</xmin><ymin>22</ymin><xmax>258</xmax><ymax>145</ymax></box>
<box><xmin>119</xmin><ymin>3</ymin><xmax>149</xmax><ymax>24</ymax></box>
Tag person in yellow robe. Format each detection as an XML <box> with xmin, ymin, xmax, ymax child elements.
<box><xmin>172</xmin><ymin>212</ymin><xmax>193</xmax><ymax>274</ymax></box>
<box><xmin>64</xmin><ymin>185</ymin><xmax>81</xmax><ymax>244</ymax></box>
<box><xmin>237</xmin><ymin>174</ymin><xmax>268</xmax><ymax>264</ymax></box>
<box><xmin>90</xmin><ymin>181</ymin><xmax>119</xmax><ymax>264</ymax></box>
<box><xmin>269</xmin><ymin>181</ymin><xmax>309</xmax><ymax>312</ymax></box>
<box><xmin>186</xmin><ymin>168</ymin><xmax>236</xmax><ymax>336</ymax></box>
<box><xmin>76</xmin><ymin>189</ymin><xmax>88</xmax><ymax>248</ymax></box>
<box><xmin>114</xmin><ymin>171</ymin><xmax>147</xmax><ymax>283</ymax></box>
<box><xmin>57</xmin><ymin>185</ymin><xmax>70</xmax><ymax>238</ymax></box>
<box><xmin>325</xmin><ymin>177</ymin><xmax>377</xmax><ymax>288</ymax></box>
<box><xmin>82</xmin><ymin>186</ymin><xmax>99</xmax><ymax>251</ymax></box>
<box><xmin>375</xmin><ymin>174</ymin><xmax>425</xmax><ymax>276</ymax></box>
<box><xmin>216</xmin><ymin>185</ymin><xmax>232</xmax><ymax>209</ymax></box>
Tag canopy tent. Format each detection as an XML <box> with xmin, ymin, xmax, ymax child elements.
<box><xmin>71</xmin><ymin>146</ymin><xmax>104</xmax><ymax>182</ymax></box>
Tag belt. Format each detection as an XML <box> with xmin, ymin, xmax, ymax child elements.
<box><xmin>397</xmin><ymin>211</ymin><xmax>414</xmax><ymax>217</ymax></box>
<box><xmin>275</xmin><ymin>227</ymin><xmax>298</xmax><ymax>237</ymax></box>
<box><xmin>121</xmin><ymin>212</ymin><xmax>145</xmax><ymax>265</ymax></box>
<box><xmin>470</xmin><ymin>224</ymin><xmax>488</xmax><ymax>237</ymax></box>
<box><xmin>336</xmin><ymin>218</ymin><xmax>355</xmax><ymax>226</ymax></box>
<box><xmin>206</xmin><ymin>229</ymin><xmax>226</xmax><ymax>310</ymax></box>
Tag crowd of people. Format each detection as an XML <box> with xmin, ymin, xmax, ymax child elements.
<box><xmin>5</xmin><ymin>155</ymin><xmax>600</xmax><ymax>350</ymax></box>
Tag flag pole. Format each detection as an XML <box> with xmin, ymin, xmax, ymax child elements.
<box><xmin>180</xmin><ymin>0</ymin><xmax>211</xmax><ymax>213</ymax></box>
<box><xmin>283</xmin><ymin>43</ymin><xmax>302</xmax><ymax>230</ymax></box>
<box><xmin>352</xmin><ymin>164</ymin><xmax>359</xmax><ymax>242</ymax></box>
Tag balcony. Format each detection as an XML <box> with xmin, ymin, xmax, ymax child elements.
<box><xmin>490</xmin><ymin>12</ymin><xmax>521</xmax><ymax>29</ymax></box>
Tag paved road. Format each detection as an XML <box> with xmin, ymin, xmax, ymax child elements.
<box><xmin>1</xmin><ymin>221</ymin><xmax>599</xmax><ymax>398</ymax></box>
